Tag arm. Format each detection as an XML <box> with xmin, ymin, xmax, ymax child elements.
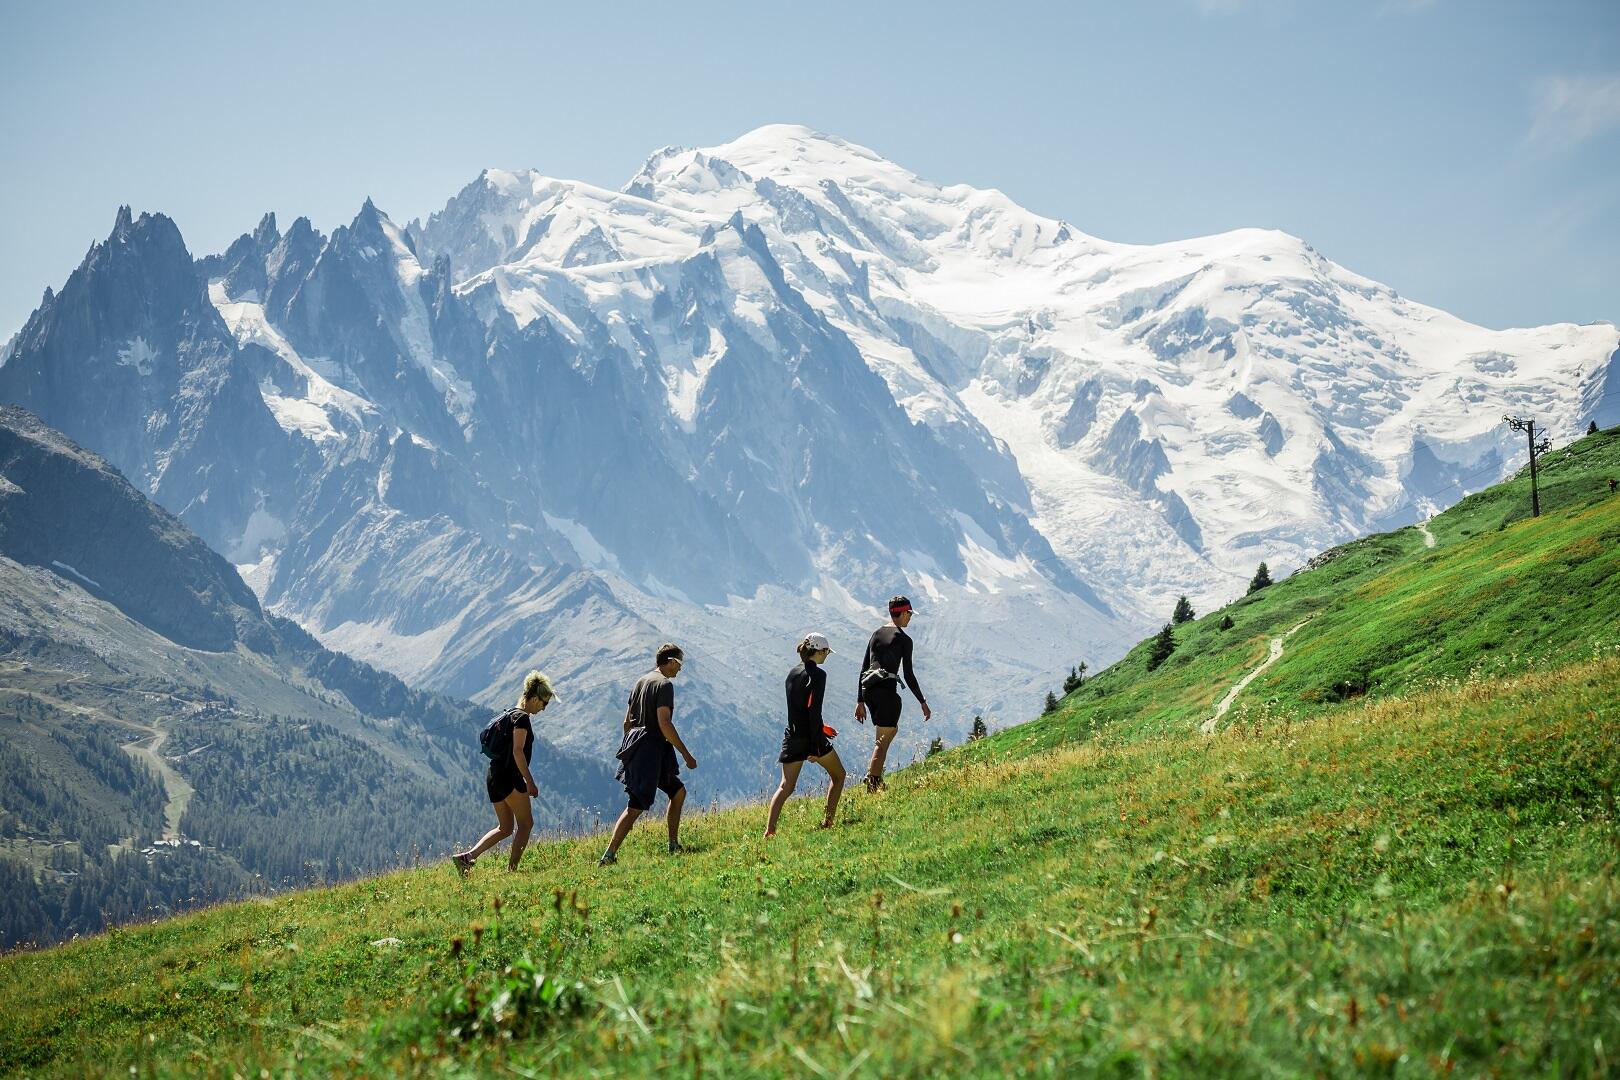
<box><xmin>623</xmin><ymin>699</ymin><xmax>634</xmax><ymax>734</ymax></box>
<box><xmin>855</xmin><ymin>638</ymin><xmax>871</xmax><ymax>722</ymax></box>
<box><xmin>656</xmin><ymin>706</ymin><xmax>697</xmax><ymax>769</ymax></box>
<box><xmin>511</xmin><ymin>725</ymin><xmax>537</xmax><ymax>796</ymax></box>
<box><xmin>809</xmin><ymin>667</ymin><xmax>826</xmax><ymax>726</ymax></box>
<box><xmin>902</xmin><ymin>638</ymin><xmax>931</xmax><ymax>721</ymax></box>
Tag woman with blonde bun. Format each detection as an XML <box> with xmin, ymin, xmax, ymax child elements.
<box><xmin>453</xmin><ymin>671</ymin><xmax>555</xmax><ymax>874</ymax></box>
<box><xmin>764</xmin><ymin>633</ymin><xmax>846</xmax><ymax>838</ymax></box>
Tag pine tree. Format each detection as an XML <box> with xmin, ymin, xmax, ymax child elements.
<box><xmin>1172</xmin><ymin>595</ymin><xmax>1195</xmax><ymax>624</ymax></box>
<box><xmin>969</xmin><ymin>715</ymin><xmax>989</xmax><ymax>741</ymax></box>
<box><xmin>1247</xmin><ymin>561</ymin><xmax>1273</xmax><ymax>595</ymax></box>
<box><xmin>1147</xmin><ymin>623</ymin><xmax>1176</xmax><ymax>671</ymax></box>
<box><xmin>1042</xmin><ymin>691</ymin><xmax>1060</xmax><ymax>714</ymax></box>
<box><xmin>1219</xmin><ymin>614</ymin><xmax>1234</xmax><ymax>630</ymax></box>
<box><xmin>1589</xmin><ymin>420</ymin><xmax>1600</xmax><ymax>435</ymax></box>
<box><xmin>1062</xmin><ymin>662</ymin><xmax>1088</xmax><ymax>694</ymax></box>
<box><xmin>926</xmin><ymin>736</ymin><xmax>945</xmax><ymax>758</ymax></box>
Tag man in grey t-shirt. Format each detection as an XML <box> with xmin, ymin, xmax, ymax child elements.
<box><xmin>599</xmin><ymin>643</ymin><xmax>699</xmax><ymax>865</ymax></box>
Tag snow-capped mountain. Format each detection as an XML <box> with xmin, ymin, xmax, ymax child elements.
<box><xmin>3</xmin><ymin>125</ymin><xmax>1615</xmax><ymax>786</ymax></box>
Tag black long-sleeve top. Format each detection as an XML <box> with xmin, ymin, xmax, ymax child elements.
<box><xmin>784</xmin><ymin>660</ymin><xmax>827</xmax><ymax>737</ymax></box>
<box><xmin>858</xmin><ymin>625</ymin><xmax>926</xmax><ymax>705</ymax></box>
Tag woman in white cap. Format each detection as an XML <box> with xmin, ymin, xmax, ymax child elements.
<box><xmin>764</xmin><ymin>633</ymin><xmax>846</xmax><ymax>837</ymax></box>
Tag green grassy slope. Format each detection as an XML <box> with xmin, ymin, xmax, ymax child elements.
<box><xmin>1</xmin><ymin>432</ymin><xmax>1617</xmax><ymax>1077</ymax></box>
<box><xmin>991</xmin><ymin>427</ymin><xmax>1620</xmax><ymax>754</ymax></box>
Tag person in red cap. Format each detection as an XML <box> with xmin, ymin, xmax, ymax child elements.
<box><xmin>764</xmin><ymin>632</ymin><xmax>847</xmax><ymax>837</ymax></box>
<box><xmin>854</xmin><ymin>595</ymin><xmax>930</xmax><ymax>791</ymax></box>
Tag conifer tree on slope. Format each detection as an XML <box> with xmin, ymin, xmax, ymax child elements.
<box><xmin>1147</xmin><ymin>623</ymin><xmax>1176</xmax><ymax>671</ymax></box>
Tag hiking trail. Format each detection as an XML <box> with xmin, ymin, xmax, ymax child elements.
<box><xmin>121</xmin><ymin>725</ymin><xmax>195</xmax><ymax>841</ymax></box>
<box><xmin>1201</xmin><ymin>619</ymin><xmax>1311</xmax><ymax>735</ymax></box>
<box><xmin>1418</xmin><ymin>518</ymin><xmax>1436</xmax><ymax>548</ymax></box>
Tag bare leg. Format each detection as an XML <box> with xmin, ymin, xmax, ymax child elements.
<box><xmin>604</xmin><ymin>805</ymin><xmax>643</xmax><ymax>857</ymax></box>
<box><xmin>457</xmin><ymin>800</ymin><xmax>516</xmax><ymax>865</ymax></box>
<box><xmin>865</xmin><ymin>726</ymin><xmax>898</xmax><ymax>789</ymax></box>
<box><xmin>506</xmin><ymin>790</ymin><xmax>534</xmax><ymax>871</ymax></box>
<box><xmin>666</xmin><ymin>786</ymin><xmax>687</xmax><ymax>846</ymax></box>
<box><xmin>817</xmin><ymin>750</ymin><xmax>846</xmax><ymax>826</ymax></box>
<box><xmin>765</xmin><ymin>761</ymin><xmax>805</xmax><ymax>837</ymax></box>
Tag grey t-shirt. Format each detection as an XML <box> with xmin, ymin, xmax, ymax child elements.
<box><xmin>626</xmin><ymin>670</ymin><xmax>675</xmax><ymax>745</ymax></box>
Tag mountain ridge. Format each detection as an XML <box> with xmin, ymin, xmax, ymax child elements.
<box><xmin>0</xmin><ymin>406</ymin><xmax>619</xmax><ymax>948</ymax></box>
<box><xmin>1</xmin><ymin>124</ymin><xmax>1613</xmax><ymax>783</ymax></box>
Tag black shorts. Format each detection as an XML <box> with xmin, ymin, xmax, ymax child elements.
<box><xmin>616</xmin><ymin>740</ymin><xmax>684</xmax><ymax>811</ymax></box>
<box><xmin>866</xmin><ymin>689</ymin><xmax>902</xmax><ymax>729</ymax></box>
<box><xmin>486</xmin><ymin>764</ymin><xmax>528</xmax><ymax>804</ymax></box>
<box><xmin>778</xmin><ymin>728</ymin><xmax>835</xmax><ymax>764</ymax></box>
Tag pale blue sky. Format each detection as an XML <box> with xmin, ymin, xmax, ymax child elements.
<box><xmin>2</xmin><ymin>1</ymin><xmax>1616</xmax><ymax>340</ymax></box>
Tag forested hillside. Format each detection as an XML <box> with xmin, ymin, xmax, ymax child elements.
<box><xmin>0</xmin><ymin>407</ymin><xmax>619</xmax><ymax>949</ymax></box>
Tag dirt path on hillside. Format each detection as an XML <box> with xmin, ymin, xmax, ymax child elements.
<box><xmin>120</xmin><ymin>725</ymin><xmax>194</xmax><ymax>840</ymax></box>
<box><xmin>1419</xmin><ymin>519</ymin><xmax>1436</xmax><ymax>548</ymax></box>
<box><xmin>1</xmin><ymin>679</ymin><xmax>197</xmax><ymax>841</ymax></box>
<box><xmin>1201</xmin><ymin>619</ymin><xmax>1311</xmax><ymax>735</ymax></box>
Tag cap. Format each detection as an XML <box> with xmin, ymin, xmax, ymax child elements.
<box><xmin>888</xmin><ymin>595</ymin><xmax>914</xmax><ymax>616</ymax></box>
<box><xmin>803</xmin><ymin>632</ymin><xmax>832</xmax><ymax>653</ymax></box>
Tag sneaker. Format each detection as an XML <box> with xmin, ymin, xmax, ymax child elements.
<box><xmin>451</xmin><ymin>853</ymin><xmax>473</xmax><ymax>879</ymax></box>
<box><xmin>668</xmin><ymin>841</ymin><xmax>684</xmax><ymax>855</ymax></box>
<box><xmin>597</xmin><ymin>850</ymin><xmax>617</xmax><ymax>867</ymax></box>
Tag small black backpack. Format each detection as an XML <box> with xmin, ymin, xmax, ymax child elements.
<box><xmin>479</xmin><ymin>709</ymin><xmax>517</xmax><ymax>759</ymax></box>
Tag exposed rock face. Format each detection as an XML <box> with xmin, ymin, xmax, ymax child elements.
<box><xmin>2</xmin><ymin>125</ymin><xmax>1614</xmax><ymax>783</ymax></box>
<box><xmin>0</xmin><ymin>405</ymin><xmax>261</xmax><ymax>651</ymax></box>
<box><xmin>0</xmin><ymin>405</ymin><xmax>617</xmax><ymax>816</ymax></box>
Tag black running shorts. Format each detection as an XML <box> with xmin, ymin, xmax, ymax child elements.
<box><xmin>486</xmin><ymin>763</ymin><xmax>528</xmax><ymax>804</ymax></box>
<box><xmin>866</xmin><ymin>688</ymin><xmax>902</xmax><ymax>729</ymax></box>
<box><xmin>617</xmin><ymin>740</ymin><xmax>684</xmax><ymax>811</ymax></box>
<box><xmin>778</xmin><ymin>728</ymin><xmax>835</xmax><ymax>764</ymax></box>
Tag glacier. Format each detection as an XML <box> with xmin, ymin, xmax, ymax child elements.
<box><xmin>0</xmin><ymin>124</ymin><xmax>1613</xmax><ymax>792</ymax></box>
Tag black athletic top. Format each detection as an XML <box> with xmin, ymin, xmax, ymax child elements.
<box><xmin>493</xmin><ymin>708</ymin><xmax>533</xmax><ymax>776</ymax></box>
<box><xmin>616</xmin><ymin>670</ymin><xmax>675</xmax><ymax>762</ymax></box>
<box><xmin>784</xmin><ymin>660</ymin><xmax>827</xmax><ymax>737</ymax></box>
<box><xmin>858</xmin><ymin>625</ymin><xmax>925</xmax><ymax>705</ymax></box>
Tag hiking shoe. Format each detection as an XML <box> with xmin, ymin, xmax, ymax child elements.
<box><xmin>451</xmin><ymin>853</ymin><xmax>473</xmax><ymax>879</ymax></box>
<box><xmin>597</xmin><ymin>851</ymin><xmax>617</xmax><ymax>867</ymax></box>
<box><xmin>668</xmin><ymin>841</ymin><xmax>684</xmax><ymax>855</ymax></box>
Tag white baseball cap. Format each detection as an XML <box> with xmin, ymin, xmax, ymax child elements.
<box><xmin>803</xmin><ymin>632</ymin><xmax>832</xmax><ymax>653</ymax></box>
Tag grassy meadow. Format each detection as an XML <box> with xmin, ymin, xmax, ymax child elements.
<box><xmin>1</xmin><ymin>429</ymin><xmax>1617</xmax><ymax>1077</ymax></box>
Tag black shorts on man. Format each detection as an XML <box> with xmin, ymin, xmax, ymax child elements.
<box><xmin>616</xmin><ymin>739</ymin><xmax>684</xmax><ymax>811</ymax></box>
